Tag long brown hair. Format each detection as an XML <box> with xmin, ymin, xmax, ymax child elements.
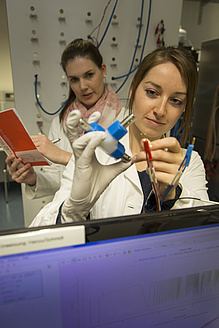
<box><xmin>128</xmin><ymin>47</ymin><xmax>198</xmax><ymax>146</ymax></box>
<box><xmin>59</xmin><ymin>38</ymin><xmax>103</xmax><ymax>122</ymax></box>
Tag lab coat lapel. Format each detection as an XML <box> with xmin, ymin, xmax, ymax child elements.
<box><xmin>121</xmin><ymin>133</ymin><xmax>142</xmax><ymax>193</ymax></box>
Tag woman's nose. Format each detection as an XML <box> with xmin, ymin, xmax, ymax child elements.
<box><xmin>154</xmin><ymin>98</ymin><xmax>167</xmax><ymax>116</ymax></box>
<box><xmin>79</xmin><ymin>79</ymin><xmax>87</xmax><ymax>90</ymax></box>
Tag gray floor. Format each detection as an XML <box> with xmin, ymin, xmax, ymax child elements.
<box><xmin>0</xmin><ymin>181</ymin><xmax>25</xmax><ymax>232</ymax></box>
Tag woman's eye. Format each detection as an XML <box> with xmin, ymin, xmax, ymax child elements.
<box><xmin>86</xmin><ymin>72</ymin><xmax>94</xmax><ymax>78</ymax></box>
<box><xmin>70</xmin><ymin>77</ymin><xmax>77</xmax><ymax>83</ymax></box>
<box><xmin>171</xmin><ymin>98</ymin><xmax>183</xmax><ymax>106</ymax></box>
<box><xmin>146</xmin><ymin>89</ymin><xmax>157</xmax><ymax>97</ymax></box>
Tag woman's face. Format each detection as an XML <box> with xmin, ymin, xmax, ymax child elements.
<box><xmin>132</xmin><ymin>62</ymin><xmax>187</xmax><ymax>141</ymax></box>
<box><xmin>65</xmin><ymin>57</ymin><xmax>106</xmax><ymax>109</ymax></box>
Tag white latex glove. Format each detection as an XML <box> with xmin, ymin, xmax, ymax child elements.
<box><xmin>61</xmin><ymin>131</ymin><xmax>132</xmax><ymax>222</ymax></box>
<box><xmin>65</xmin><ymin>109</ymin><xmax>101</xmax><ymax>146</ymax></box>
<box><xmin>87</xmin><ymin>111</ymin><xmax>101</xmax><ymax>124</ymax></box>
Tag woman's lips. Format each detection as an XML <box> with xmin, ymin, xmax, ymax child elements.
<box><xmin>83</xmin><ymin>92</ymin><xmax>93</xmax><ymax>99</ymax></box>
<box><xmin>146</xmin><ymin>117</ymin><xmax>165</xmax><ymax>127</ymax></box>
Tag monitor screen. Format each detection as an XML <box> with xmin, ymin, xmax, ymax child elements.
<box><xmin>1</xmin><ymin>223</ymin><xmax>219</xmax><ymax>328</ymax></box>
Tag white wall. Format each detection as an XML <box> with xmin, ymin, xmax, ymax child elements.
<box><xmin>6</xmin><ymin>0</ymin><xmax>183</xmax><ymax>136</ymax></box>
<box><xmin>181</xmin><ymin>0</ymin><xmax>219</xmax><ymax>50</ymax></box>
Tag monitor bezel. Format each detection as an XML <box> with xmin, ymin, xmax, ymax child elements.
<box><xmin>1</xmin><ymin>204</ymin><xmax>219</xmax><ymax>243</ymax></box>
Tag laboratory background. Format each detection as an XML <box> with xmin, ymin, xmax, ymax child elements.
<box><xmin>0</xmin><ymin>0</ymin><xmax>219</xmax><ymax>230</ymax></box>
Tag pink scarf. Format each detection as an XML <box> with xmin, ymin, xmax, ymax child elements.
<box><xmin>62</xmin><ymin>86</ymin><xmax>122</xmax><ymax>130</ymax></box>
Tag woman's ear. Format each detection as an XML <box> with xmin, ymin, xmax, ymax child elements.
<box><xmin>129</xmin><ymin>83</ymin><xmax>133</xmax><ymax>97</ymax></box>
<box><xmin>101</xmin><ymin>63</ymin><xmax>107</xmax><ymax>78</ymax></box>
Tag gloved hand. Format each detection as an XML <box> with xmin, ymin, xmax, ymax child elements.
<box><xmin>65</xmin><ymin>109</ymin><xmax>101</xmax><ymax>146</ymax></box>
<box><xmin>61</xmin><ymin>131</ymin><xmax>132</xmax><ymax>222</ymax></box>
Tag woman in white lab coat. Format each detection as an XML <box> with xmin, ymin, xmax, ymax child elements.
<box><xmin>6</xmin><ymin>38</ymin><xmax>123</xmax><ymax>199</ymax></box>
<box><xmin>30</xmin><ymin>46</ymin><xmax>211</xmax><ymax>227</ymax></box>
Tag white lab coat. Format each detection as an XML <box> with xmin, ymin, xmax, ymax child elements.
<box><xmin>30</xmin><ymin>123</ymin><xmax>210</xmax><ymax>227</ymax></box>
<box><xmin>25</xmin><ymin>115</ymin><xmax>72</xmax><ymax>199</ymax></box>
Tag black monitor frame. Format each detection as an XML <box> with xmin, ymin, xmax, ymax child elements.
<box><xmin>1</xmin><ymin>204</ymin><xmax>219</xmax><ymax>243</ymax></box>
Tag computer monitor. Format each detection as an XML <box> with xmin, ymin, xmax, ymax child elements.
<box><xmin>1</xmin><ymin>221</ymin><xmax>219</xmax><ymax>327</ymax></box>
